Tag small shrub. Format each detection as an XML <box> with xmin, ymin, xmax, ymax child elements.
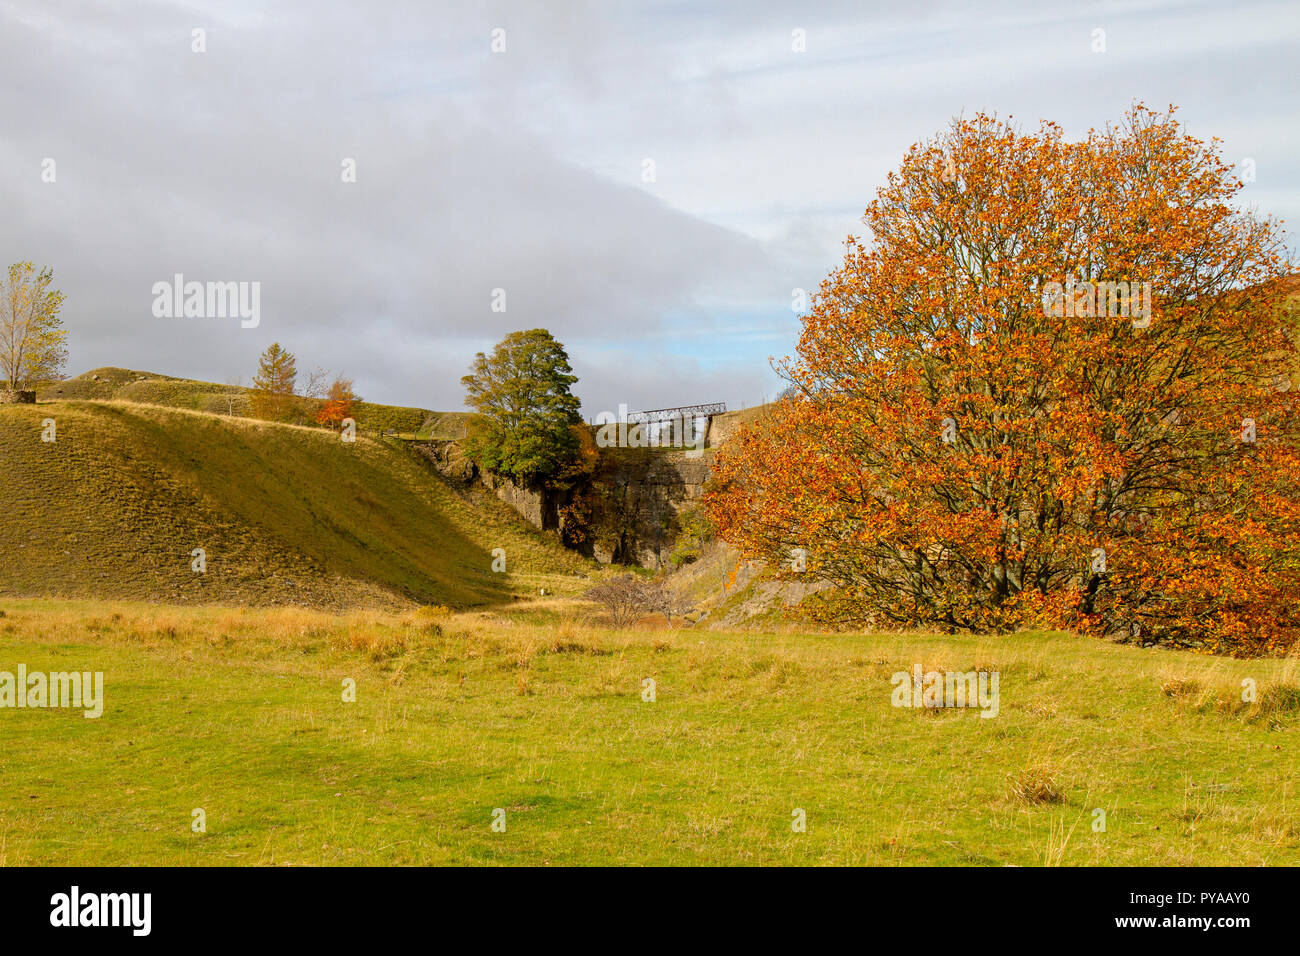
<box><xmin>669</xmin><ymin>507</ymin><xmax>715</xmax><ymax>568</ymax></box>
<box><xmin>1161</xmin><ymin>677</ymin><xmax>1202</xmax><ymax>699</ymax></box>
<box><xmin>1007</xmin><ymin>766</ymin><xmax>1063</xmax><ymax>804</ymax></box>
<box><xmin>583</xmin><ymin>575</ymin><xmax>648</xmax><ymax>629</ymax></box>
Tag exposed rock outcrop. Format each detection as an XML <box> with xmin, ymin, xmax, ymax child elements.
<box><xmin>586</xmin><ymin>448</ymin><xmax>710</xmax><ymax>567</ymax></box>
<box><xmin>410</xmin><ymin>440</ymin><xmax>713</xmax><ymax>569</ymax></box>
<box><xmin>407</xmin><ymin>406</ymin><xmax>769</xmax><ymax>569</ymax></box>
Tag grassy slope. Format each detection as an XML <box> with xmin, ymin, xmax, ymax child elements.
<box><xmin>0</xmin><ymin>400</ymin><xmax>591</xmax><ymax>610</ymax></box>
<box><xmin>38</xmin><ymin>366</ymin><xmax>477</xmax><ymax>437</ymax></box>
<box><xmin>0</xmin><ymin>599</ymin><xmax>1295</xmax><ymax>865</ymax></box>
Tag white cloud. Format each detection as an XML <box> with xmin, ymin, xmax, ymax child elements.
<box><xmin>0</xmin><ymin>0</ymin><xmax>1295</xmax><ymax>412</ymax></box>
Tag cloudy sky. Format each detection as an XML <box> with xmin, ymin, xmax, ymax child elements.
<box><xmin>1</xmin><ymin>0</ymin><xmax>1296</xmax><ymax>415</ymax></box>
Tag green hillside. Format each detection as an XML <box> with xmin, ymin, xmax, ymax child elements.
<box><xmin>0</xmin><ymin>400</ymin><xmax>592</xmax><ymax>609</ymax></box>
<box><xmin>37</xmin><ymin>367</ymin><xmax>479</xmax><ymax>438</ymax></box>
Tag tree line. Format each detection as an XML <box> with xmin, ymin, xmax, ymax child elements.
<box><xmin>247</xmin><ymin>342</ymin><xmax>359</xmax><ymax>429</ymax></box>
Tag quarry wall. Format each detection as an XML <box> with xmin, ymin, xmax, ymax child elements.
<box><xmin>410</xmin><ymin>408</ymin><xmax>759</xmax><ymax>569</ymax></box>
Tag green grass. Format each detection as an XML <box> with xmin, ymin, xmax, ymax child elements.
<box><xmin>1</xmin><ymin>598</ymin><xmax>1296</xmax><ymax>865</ymax></box>
<box><xmin>0</xmin><ymin>400</ymin><xmax>591</xmax><ymax>609</ymax></box>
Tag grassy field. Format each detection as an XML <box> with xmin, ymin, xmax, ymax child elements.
<box><xmin>1</xmin><ymin>598</ymin><xmax>1296</xmax><ymax>866</ymax></box>
<box><xmin>4</xmin><ymin>375</ymin><xmax>1297</xmax><ymax>866</ymax></box>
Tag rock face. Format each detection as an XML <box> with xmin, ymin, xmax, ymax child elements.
<box><xmin>409</xmin><ymin>440</ymin><xmax>475</xmax><ymax>483</ymax></box>
<box><xmin>409</xmin><ymin>440</ymin><xmax>561</xmax><ymax>531</ymax></box>
<box><xmin>409</xmin><ymin>439</ymin><xmax>714</xmax><ymax>569</ymax></box>
<box><xmin>407</xmin><ymin>408</ymin><xmax>765</xmax><ymax>569</ymax></box>
<box><xmin>0</xmin><ymin>390</ymin><xmax>36</xmax><ymax>404</ymax></box>
<box><xmin>586</xmin><ymin>448</ymin><xmax>711</xmax><ymax>568</ymax></box>
<box><xmin>700</xmin><ymin>412</ymin><xmax>743</xmax><ymax>447</ymax></box>
<box><xmin>480</xmin><ymin>471</ymin><xmax>557</xmax><ymax>530</ymax></box>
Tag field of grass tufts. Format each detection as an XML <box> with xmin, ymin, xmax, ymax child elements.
<box><xmin>0</xmin><ymin>598</ymin><xmax>1295</xmax><ymax>865</ymax></box>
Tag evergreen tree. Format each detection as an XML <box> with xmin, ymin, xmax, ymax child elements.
<box><xmin>250</xmin><ymin>342</ymin><xmax>298</xmax><ymax>420</ymax></box>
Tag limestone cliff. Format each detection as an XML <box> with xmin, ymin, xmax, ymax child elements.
<box><xmin>408</xmin><ymin>406</ymin><xmax>767</xmax><ymax>569</ymax></box>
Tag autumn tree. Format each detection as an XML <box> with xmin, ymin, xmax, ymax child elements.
<box><xmin>706</xmin><ymin>106</ymin><xmax>1300</xmax><ymax>655</ymax></box>
<box><xmin>250</xmin><ymin>342</ymin><xmax>298</xmax><ymax>421</ymax></box>
<box><xmin>0</xmin><ymin>262</ymin><xmax>67</xmax><ymax>390</ymax></box>
<box><xmin>316</xmin><ymin>376</ymin><xmax>360</xmax><ymax>428</ymax></box>
<box><xmin>461</xmin><ymin>329</ymin><xmax>582</xmax><ymax>484</ymax></box>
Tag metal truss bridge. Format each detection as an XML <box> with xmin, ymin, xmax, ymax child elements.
<box><xmin>624</xmin><ymin>402</ymin><xmax>727</xmax><ymax>425</ymax></box>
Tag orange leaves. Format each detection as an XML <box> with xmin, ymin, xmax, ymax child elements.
<box><xmin>704</xmin><ymin>106</ymin><xmax>1299</xmax><ymax>653</ymax></box>
<box><xmin>315</xmin><ymin>377</ymin><xmax>358</xmax><ymax>429</ymax></box>
<box><xmin>315</xmin><ymin>398</ymin><xmax>351</xmax><ymax>428</ymax></box>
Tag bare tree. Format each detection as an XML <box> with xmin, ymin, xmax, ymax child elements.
<box><xmin>301</xmin><ymin>365</ymin><xmax>332</xmax><ymax>399</ymax></box>
<box><xmin>584</xmin><ymin>575</ymin><xmax>692</xmax><ymax>628</ymax></box>
<box><xmin>225</xmin><ymin>375</ymin><xmax>244</xmax><ymax>416</ymax></box>
<box><xmin>637</xmin><ymin>579</ymin><xmax>693</xmax><ymax>627</ymax></box>
<box><xmin>583</xmin><ymin>575</ymin><xmax>650</xmax><ymax>629</ymax></box>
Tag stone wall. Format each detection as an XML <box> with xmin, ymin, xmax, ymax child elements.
<box><xmin>0</xmin><ymin>390</ymin><xmax>36</xmax><ymax>404</ymax></box>
<box><xmin>701</xmin><ymin>411</ymin><xmax>742</xmax><ymax>447</ymax></box>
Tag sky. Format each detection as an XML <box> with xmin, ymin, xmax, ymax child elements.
<box><xmin>1</xmin><ymin>0</ymin><xmax>1297</xmax><ymax>416</ymax></box>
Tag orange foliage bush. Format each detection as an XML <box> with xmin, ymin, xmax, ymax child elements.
<box><xmin>316</xmin><ymin>377</ymin><xmax>358</xmax><ymax>429</ymax></box>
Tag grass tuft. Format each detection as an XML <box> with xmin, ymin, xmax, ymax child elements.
<box><xmin>1008</xmin><ymin>765</ymin><xmax>1064</xmax><ymax>805</ymax></box>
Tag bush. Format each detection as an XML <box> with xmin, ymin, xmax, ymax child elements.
<box><xmin>669</xmin><ymin>507</ymin><xmax>714</xmax><ymax>567</ymax></box>
<box><xmin>583</xmin><ymin>575</ymin><xmax>690</xmax><ymax>628</ymax></box>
